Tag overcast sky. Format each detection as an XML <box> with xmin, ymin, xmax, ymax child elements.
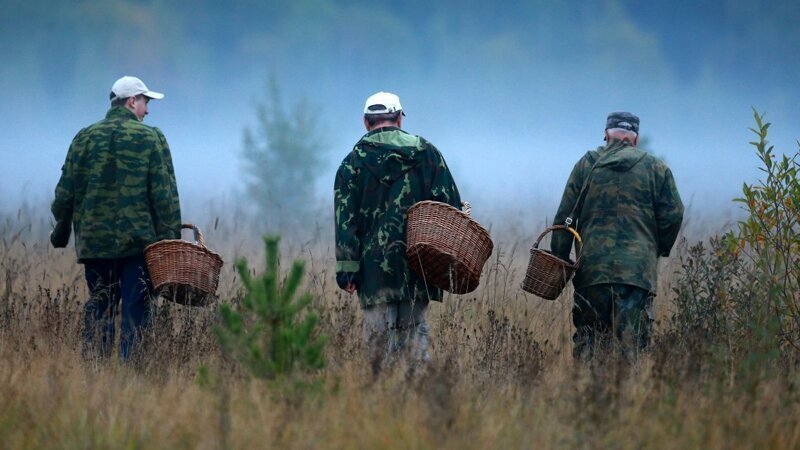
<box><xmin>2</xmin><ymin>0</ymin><xmax>798</xmax><ymax>232</ymax></box>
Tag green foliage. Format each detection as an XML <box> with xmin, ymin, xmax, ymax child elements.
<box><xmin>215</xmin><ymin>236</ymin><xmax>327</xmax><ymax>379</ymax></box>
<box><xmin>728</xmin><ymin>109</ymin><xmax>800</xmax><ymax>351</ymax></box>
<box><xmin>671</xmin><ymin>238</ymin><xmax>756</xmax><ymax>343</ymax></box>
<box><xmin>240</xmin><ymin>76</ymin><xmax>328</xmax><ymax>233</ymax></box>
<box><xmin>658</xmin><ymin>238</ymin><xmax>780</xmax><ymax>390</ymax></box>
<box><xmin>658</xmin><ymin>110</ymin><xmax>799</xmax><ymax>389</ymax></box>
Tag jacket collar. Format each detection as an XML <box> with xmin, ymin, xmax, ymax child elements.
<box><xmin>603</xmin><ymin>138</ymin><xmax>631</xmax><ymax>152</ymax></box>
<box><xmin>365</xmin><ymin>126</ymin><xmax>402</xmax><ymax>137</ymax></box>
<box><xmin>106</xmin><ymin>106</ymin><xmax>138</xmax><ymax>121</ymax></box>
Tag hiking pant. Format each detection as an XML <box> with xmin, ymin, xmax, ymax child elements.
<box><xmin>572</xmin><ymin>283</ymin><xmax>654</xmax><ymax>360</ymax></box>
<box><xmin>82</xmin><ymin>254</ymin><xmax>153</xmax><ymax>361</ymax></box>
<box><xmin>362</xmin><ymin>299</ymin><xmax>430</xmax><ymax>373</ymax></box>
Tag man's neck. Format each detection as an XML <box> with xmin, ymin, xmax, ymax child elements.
<box><xmin>368</xmin><ymin>122</ymin><xmax>399</xmax><ymax>131</ymax></box>
<box><xmin>606</xmin><ymin>137</ymin><xmax>633</xmax><ymax>147</ymax></box>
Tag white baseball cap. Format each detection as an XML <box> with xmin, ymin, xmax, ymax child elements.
<box><xmin>110</xmin><ymin>76</ymin><xmax>164</xmax><ymax>100</ymax></box>
<box><xmin>363</xmin><ymin>91</ymin><xmax>404</xmax><ymax>115</ymax></box>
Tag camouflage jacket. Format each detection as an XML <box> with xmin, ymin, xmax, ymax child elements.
<box><xmin>551</xmin><ymin>139</ymin><xmax>684</xmax><ymax>292</ymax></box>
<box><xmin>51</xmin><ymin>106</ymin><xmax>181</xmax><ymax>260</ymax></box>
<box><xmin>334</xmin><ymin>127</ymin><xmax>461</xmax><ymax>307</ymax></box>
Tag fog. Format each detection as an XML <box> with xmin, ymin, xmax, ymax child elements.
<box><xmin>2</xmin><ymin>0</ymin><xmax>798</xmax><ymax>235</ymax></box>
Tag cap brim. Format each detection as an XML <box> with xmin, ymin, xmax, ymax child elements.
<box><xmin>142</xmin><ymin>90</ymin><xmax>164</xmax><ymax>100</ymax></box>
<box><xmin>363</xmin><ymin>108</ymin><xmax>405</xmax><ymax>116</ymax></box>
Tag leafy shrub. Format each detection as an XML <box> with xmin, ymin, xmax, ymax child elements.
<box><xmin>655</xmin><ymin>237</ymin><xmax>777</xmax><ymax>388</ymax></box>
<box><xmin>656</xmin><ymin>110</ymin><xmax>799</xmax><ymax>388</ymax></box>
<box><xmin>729</xmin><ymin>109</ymin><xmax>800</xmax><ymax>353</ymax></box>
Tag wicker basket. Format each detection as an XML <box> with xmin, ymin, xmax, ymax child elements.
<box><xmin>406</xmin><ymin>201</ymin><xmax>493</xmax><ymax>294</ymax></box>
<box><xmin>144</xmin><ymin>224</ymin><xmax>223</xmax><ymax>306</ymax></box>
<box><xmin>521</xmin><ymin>225</ymin><xmax>582</xmax><ymax>300</ymax></box>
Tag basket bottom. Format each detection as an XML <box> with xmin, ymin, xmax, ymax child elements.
<box><xmin>521</xmin><ymin>249</ymin><xmax>576</xmax><ymax>301</ymax></box>
<box><xmin>520</xmin><ymin>280</ymin><xmax>562</xmax><ymax>300</ymax></box>
<box><xmin>157</xmin><ymin>283</ymin><xmax>215</xmax><ymax>307</ymax></box>
<box><xmin>407</xmin><ymin>245</ymin><xmax>480</xmax><ymax>294</ymax></box>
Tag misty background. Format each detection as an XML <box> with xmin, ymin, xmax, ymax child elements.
<box><xmin>2</xmin><ymin>0</ymin><xmax>798</xmax><ymax>239</ymax></box>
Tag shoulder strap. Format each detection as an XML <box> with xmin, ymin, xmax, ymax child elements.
<box><xmin>565</xmin><ymin>152</ymin><xmax>605</xmax><ymax>227</ymax></box>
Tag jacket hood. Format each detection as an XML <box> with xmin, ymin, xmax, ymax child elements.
<box><xmin>356</xmin><ymin>127</ymin><xmax>425</xmax><ymax>184</ymax></box>
<box><xmin>588</xmin><ymin>139</ymin><xmax>647</xmax><ymax>172</ymax></box>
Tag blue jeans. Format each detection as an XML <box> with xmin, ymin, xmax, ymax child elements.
<box><xmin>82</xmin><ymin>254</ymin><xmax>153</xmax><ymax>361</ymax></box>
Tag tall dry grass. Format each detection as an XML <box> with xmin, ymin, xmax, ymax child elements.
<box><xmin>1</xmin><ymin>206</ymin><xmax>799</xmax><ymax>450</ymax></box>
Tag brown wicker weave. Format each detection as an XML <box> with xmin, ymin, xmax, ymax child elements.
<box><xmin>521</xmin><ymin>225</ymin><xmax>582</xmax><ymax>300</ymax></box>
<box><xmin>144</xmin><ymin>224</ymin><xmax>223</xmax><ymax>306</ymax></box>
<box><xmin>406</xmin><ymin>201</ymin><xmax>493</xmax><ymax>294</ymax></box>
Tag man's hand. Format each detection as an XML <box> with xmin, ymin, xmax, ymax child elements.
<box><xmin>336</xmin><ymin>272</ymin><xmax>359</xmax><ymax>295</ymax></box>
<box><xmin>50</xmin><ymin>223</ymin><xmax>71</xmax><ymax>248</ymax></box>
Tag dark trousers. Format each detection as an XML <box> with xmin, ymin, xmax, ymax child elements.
<box><xmin>82</xmin><ymin>254</ymin><xmax>153</xmax><ymax>361</ymax></box>
<box><xmin>572</xmin><ymin>283</ymin><xmax>654</xmax><ymax>360</ymax></box>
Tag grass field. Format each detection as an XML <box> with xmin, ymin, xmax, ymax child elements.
<box><xmin>1</xmin><ymin>205</ymin><xmax>799</xmax><ymax>450</ymax></box>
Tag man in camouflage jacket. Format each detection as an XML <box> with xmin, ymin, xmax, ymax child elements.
<box><xmin>51</xmin><ymin>76</ymin><xmax>181</xmax><ymax>361</ymax></box>
<box><xmin>551</xmin><ymin>112</ymin><xmax>683</xmax><ymax>359</ymax></box>
<box><xmin>334</xmin><ymin>92</ymin><xmax>461</xmax><ymax>372</ymax></box>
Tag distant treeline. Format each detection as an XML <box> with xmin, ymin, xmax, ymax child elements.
<box><xmin>3</xmin><ymin>0</ymin><xmax>798</xmax><ymax>101</ymax></box>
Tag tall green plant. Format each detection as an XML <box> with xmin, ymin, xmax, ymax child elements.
<box><xmin>660</xmin><ymin>110</ymin><xmax>799</xmax><ymax>389</ymax></box>
<box><xmin>215</xmin><ymin>236</ymin><xmax>326</xmax><ymax>379</ymax></box>
<box><xmin>729</xmin><ymin>109</ymin><xmax>800</xmax><ymax>352</ymax></box>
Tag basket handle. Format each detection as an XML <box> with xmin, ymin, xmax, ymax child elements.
<box><xmin>461</xmin><ymin>201</ymin><xmax>472</xmax><ymax>216</ymax></box>
<box><xmin>533</xmin><ymin>225</ymin><xmax>583</xmax><ymax>265</ymax></box>
<box><xmin>181</xmin><ymin>223</ymin><xmax>205</xmax><ymax>246</ymax></box>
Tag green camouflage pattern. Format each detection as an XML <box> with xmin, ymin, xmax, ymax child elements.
<box><xmin>606</xmin><ymin>112</ymin><xmax>639</xmax><ymax>133</ymax></box>
<box><xmin>51</xmin><ymin>106</ymin><xmax>181</xmax><ymax>260</ymax></box>
<box><xmin>334</xmin><ymin>126</ymin><xmax>461</xmax><ymax>307</ymax></box>
<box><xmin>551</xmin><ymin>139</ymin><xmax>684</xmax><ymax>292</ymax></box>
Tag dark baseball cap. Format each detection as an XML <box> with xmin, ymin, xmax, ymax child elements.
<box><xmin>606</xmin><ymin>112</ymin><xmax>639</xmax><ymax>133</ymax></box>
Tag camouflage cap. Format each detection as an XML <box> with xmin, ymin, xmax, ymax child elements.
<box><xmin>606</xmin><ymin>112</ymin><xmax>639</xmax><ymax>133</ymax></box>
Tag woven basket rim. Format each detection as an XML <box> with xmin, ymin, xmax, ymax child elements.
<box><xmin>144</xmin><ymin>238</ymin><xmax>223</xmax><ymax>262</ymax></box>
<box><xmin>407</xmin><ymin>200</ymin><xmax>493</xmax><ymax>244</ymax></box>
<box><xmin>529</xmin><ymin>247</ymin><xmax>577</xmax><ymax>269</ymax></box>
